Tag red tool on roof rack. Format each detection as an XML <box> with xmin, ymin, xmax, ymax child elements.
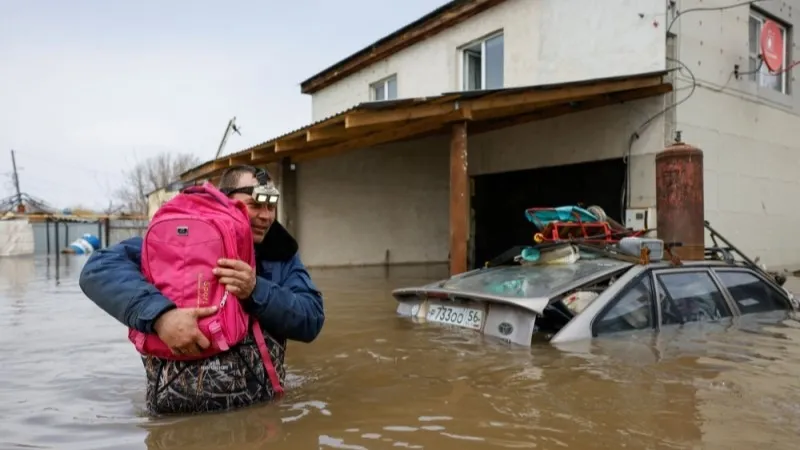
<box><xmin>524</xmin><ymin>205</ymin><xmax>645</xmax><ymax>245</ymax></box>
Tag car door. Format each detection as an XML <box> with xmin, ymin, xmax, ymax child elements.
<box><xmin>710</xmin><ymin>268</ymin><xmax>793</xmax><ymax>315</ymax></box>
<box><xmin>652</xmin><ymin>268</ymin><xmax>734</xmax><ymax>327</ymax></box>
<box><xmin>591</xmin><ymin>271</ymin><xmax>658</xmax><ymax>337</ymax></box>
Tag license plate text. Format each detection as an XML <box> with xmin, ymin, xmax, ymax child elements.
<box><xmin>426</xmin><ymin>304</ymin><xmax>483</xmax><ymax>330</ymax></box>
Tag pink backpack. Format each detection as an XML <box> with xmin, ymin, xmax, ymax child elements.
<box><xmin>129</xmin><ymin>182</ymin><xmax>283</xmax><ymax>396</ymax></box>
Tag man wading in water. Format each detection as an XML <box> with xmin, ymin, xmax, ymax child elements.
<box><xmin>79</xmin><ymin>165</ymin><xmax>325</xmax><ymax>415</ymax></box>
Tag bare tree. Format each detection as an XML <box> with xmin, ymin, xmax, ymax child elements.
<box><xmin>115</xmin><ymin>152</ymin><xmax>201</xmax><ymax>215</ymax></box>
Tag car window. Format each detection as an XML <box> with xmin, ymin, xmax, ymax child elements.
<box><xmin>714</xmin><ymin>270</ymin><xmax>789</xmax><ymax>314</ymax></box>
<box><xmin>656</xmin><ymin>271</ymin><xmax>731</xmax><ymax>325</ymax></box>
<box><xmin>594</xmin><ymin>275</ymin><xmax>654</xmax><ymax>335</ymax></box>
<box><xmin>441</xmin><ymin>258</ymin><xmax>630</xmax><ymax>299</ymax></box>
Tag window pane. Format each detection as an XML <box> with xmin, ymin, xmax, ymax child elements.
<box><xmin>749</xmin><ymin>16</ymin><xmax>760</xmax><ymax>54</ymax></box>
<box><xmin>463</xmin><ymin>50</ymin><xmax>481</xmax><ymax>90</ymax></box>
<box><xmin>374</xmin><ymin>83</ymin><xmax>385</xmax><ymax>101</ymax></box>
<box><xmin>387</xmin><ymin>77</ymin><xmax>397</xmax><ymax>100</ymax></box>
<box><xmin>759</xmin><ymin>63</ymin><xmax>781</xmax><ymax>91</ymax></box>
<box><xmin>595</xmin><ymin>276</ymin><xmax>654</xmax><ymax>335</ymax></box>
<box><xmin>484</xmin><ymin>34</ymin><xmax>504</xmax><ymax>90</ymax></box>
<box><xmin>714</xmin><ymin>270</ymin><xmax>789</xmax><ymax>314</ymax></box>
<box><xmin>657</xmin><ymin>272</ymin><xmax>731</xmax><ymax>324</ymax></box>
<box><xmin>748</xmin><ymin>56</ymin><xmax>759</xmax><ymax>82</ymax></box>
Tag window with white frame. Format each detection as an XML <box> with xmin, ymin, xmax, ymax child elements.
<box><xmin>370</xmin><ymin>75</ymin><xmax>397</xmax><ymax>101</ymax></box>
<box><xmin>748</xmin><ymin>10</ymin><xmax>789</xmax><ymax>94</ymax></box>
<box><xmin>461</xmin><ymin>32</ymin><xmax>504</xmax><ymax>91</ymax></box>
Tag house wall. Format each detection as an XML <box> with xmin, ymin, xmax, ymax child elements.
<box><xmin>295</xmin><ymin>97</ymin><xmax>665</xmax><ymax>267</ymax></box>
<box><xmin>310</xmin><ymin>0</ymin><xmax>667</xmax><ymax>121</ymax></box>
<box><xmin>673</xmin><ymin>0</ymin><xmax>800</xmax><ymax>268</ymax></box>
<box><xmin>295</xmin><ymin>133</ymin><xmax>450</xmax><ymax>267</ymax></box>
<box><xmin>147</xmin><ymin>189</ymin><xmax>179</xmax><ymax>220</ymax></box>
<box><xmin>293</xmin><ymin>0</ymin><xmax>800</xmax><ymax>269</ymax></box>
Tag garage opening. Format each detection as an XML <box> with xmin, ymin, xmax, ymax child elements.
<box><xmin>471</xmin><ymin>158</ymin><xmax>626</xmax><ymax>269</ymax></box>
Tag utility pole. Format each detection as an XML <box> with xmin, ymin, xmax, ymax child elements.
<box><xmin>10</xmin><ymin>150</ymin><xmax>21</xmax><ymax>211</ymax></box>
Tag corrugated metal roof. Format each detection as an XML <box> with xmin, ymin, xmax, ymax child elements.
<box><xmin>229</xmin><ymin>70</ymin><xmax>669</xmax><ymax>156</ymax></box>
<box><xmin>242</xmin><ymin>104</ymin><xmax>361</xmax><ymax>150</ymax></box>
<box><xmin>183</xmin><ymin>70</ymin><xmax>671</xmax><ymax>180</ymax></box>
<box><xmin>223</xmin><ymin>97</ymin><xmax>452</xmax><ymax>157</ymax></box>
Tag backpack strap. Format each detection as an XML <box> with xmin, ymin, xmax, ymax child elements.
<box><xmin>252</xmin><ymin>319</ymin><xmax>285</xmax><ymax>397</ymax></box>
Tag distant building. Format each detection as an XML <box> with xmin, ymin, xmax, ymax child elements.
<box><xmin>179</xmin><ymin>0</ymin><xmax>800</xmax><ymax>270</ymax></box>
<box><xmin>146</xmin><ymin>180</ymin><xmax>189</xmax><ymax>220</ymax></box>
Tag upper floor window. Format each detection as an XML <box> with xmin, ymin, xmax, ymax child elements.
<box><xmin>749</xmin><ymin>10</ymin><xmax>789</xmax><ymax>94</ymax></box>
<box><xmin>461</xmin><ymin>32</ymin><xmax>504</xmax><ymax>91</ymax></box>
<box><xmin>370</xmin><ymin>75</ymin><xmax>397</xmax><ymax>101</ymax></box>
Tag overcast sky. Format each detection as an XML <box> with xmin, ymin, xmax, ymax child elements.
<box><xmin>0</xmin><ymin>0</ymin><xmax>446</xmax><ymax>210</ymax></box>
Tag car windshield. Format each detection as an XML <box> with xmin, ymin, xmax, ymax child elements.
<box><xmin>441</xmin><ymin>255</ymin><xmax>630</xmax><ymax>299</ymax></box>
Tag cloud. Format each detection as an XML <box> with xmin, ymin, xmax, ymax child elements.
<box><xmin>0</xmin><ymin>0</ymin><xmax>451</xmax><ymax>209</ymax></box>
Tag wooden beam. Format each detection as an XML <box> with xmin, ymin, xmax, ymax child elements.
<box><xmin>306</xmin><ymin>123</ymin><xmax>384</xmax><ymax>143</ymax></box>
<box><xmin>275</xmin><ymin>137</ymin><xmax>308</xmax><ymax>152</ymax></box>
<box><xmin>450</xmin><ymin>121</ymin><xmax>469</xmax><ymax>276</ymax></box>
<box><xmin>468</xmin><ymin>82</ymin><xmax>672</xmax><ymax>122</ymax></box>
<box><xmin>344</xmin><ymin>103</ymin><xmax>458</xmax><ymax>128</ymax></box>
<box><xmin>180</xmin><ymin>75</ymin><xmax>670</xmax><ymax>184</ymax></box>
<box><xmin>292</xmin><ymin>114</ymin><xmax>460</xmax><ymax>163</ymax></box>
<box><xmin>212</xmin><ymin>160</ymin><xmax>230</xmax><ymax>171</ymax></box>
<box><xmin>469</xmin><ymin>94</ymin><xmax>601</xmax><ymax>122</ymax></box>
<box><xmin>471</xmin><ymin>83</ymin><xmax>674</xmax><ymax>136</ymax></box>
<box><xmin>300</xmin><ymin>0</ymin><xmax>507</xmax><ymax>94</ymax></box>
<box><xmin>466</xmin><ymin>75</ymin><xmax>665</xmax><ymax>113</ymax></box>
<box><xmin>306</xmin><ymin>124</ymin><xmax>349</xmax><ymax>142</ymax></box>
<box><xmin>251</xmin><ymin>143</ymin><xmax>276</xmax><ymax>160</ymax></box>
<box><xmin>277</xmin><ymin>129</ymin><xmax>309</xmax><ymax>142</ymax></box>
<box><xmin>228</xmin><ymin>153</ymin><xmax>253</xmax><ymax>166</ymax></box>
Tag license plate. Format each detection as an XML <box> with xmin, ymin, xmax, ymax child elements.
<box><xmin>426</xmin><ymin>303</ymin><xmax>484</xmax><ymax>330</ymax></box>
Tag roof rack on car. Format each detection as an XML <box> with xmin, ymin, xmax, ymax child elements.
<box><xmin>701</xmin><ymin>220</ymin><xmax>787</xmax><ymax>286</ymax></box>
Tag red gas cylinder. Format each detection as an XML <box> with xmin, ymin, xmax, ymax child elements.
<box><xmin>655</xmin><ymin>141</ymin><xmax>704</xmax><ymax>260</ymax></box>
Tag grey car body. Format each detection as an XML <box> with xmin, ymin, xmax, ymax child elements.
<box><xmin>392</xmin><ymin>246</ymin><xmax>799</xmax><ymax>346</ymax></box>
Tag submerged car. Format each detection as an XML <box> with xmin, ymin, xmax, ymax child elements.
<box><xmin>391</xmin><ymin>227</ymin><xmax>798</xmax><ymax>346</ymax></box>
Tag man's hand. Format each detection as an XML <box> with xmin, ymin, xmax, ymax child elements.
<box><xmin>153</xmin><ymin>306</ymin><xmax>218</xmax><ymax>356</ymax></box>
<box><xmin>213</xmin><ymin>259</ymin><xmax>256</xmax><ymax>299</ymax></box>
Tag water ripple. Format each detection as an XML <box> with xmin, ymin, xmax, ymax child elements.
<box><xmin>5</xmin><ymin>258</ymin><xmax>800</xmax><ymax>449</ymax></box>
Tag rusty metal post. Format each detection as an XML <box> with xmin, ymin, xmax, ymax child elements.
<box><xmin>655</xmin><ymin>141</ymin><xmax>704</xmax><ymax>260</ymax></box>
<box><xmin>450</xmin><ymin>122</ymin><xmax>469</xmax><ymax>275</ymax></box>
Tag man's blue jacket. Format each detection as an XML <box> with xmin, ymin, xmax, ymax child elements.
<box><xmin>78</xmin><ymin>221</ymin><xmax>324</xmax><ymax>343</ymax></box>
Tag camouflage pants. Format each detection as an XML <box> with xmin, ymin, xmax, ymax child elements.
<box><xmin>142</xmin><ymin>333</ymin><xmax>286</xmax><ymax>415</ymax></box>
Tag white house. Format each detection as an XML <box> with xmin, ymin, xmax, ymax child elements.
<box><xmin>181</xmin><ymin>0</ymin><xmax>800</xmax><ymax>271</ymax></box>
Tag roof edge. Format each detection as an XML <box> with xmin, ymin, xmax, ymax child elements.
<box><xmin>181</xmin><ymin>70</ymin><xmax>671</xmax><ymax>182</ymax></box>
<box><xmin>299</xmin><ymin>0</ymin><xmax>506</xmax><ymax>95</ymax></box>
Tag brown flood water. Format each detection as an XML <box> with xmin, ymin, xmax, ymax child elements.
<box><xmin>3</xmin><ymin>255</ymin><xmax>800</xmax><ymax>450</ymax></box>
